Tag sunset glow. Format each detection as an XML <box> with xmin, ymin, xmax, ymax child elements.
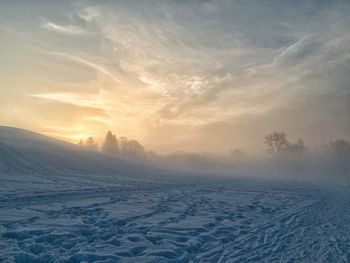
<box><xmin>1</xmin><ymin>1</ymin><xmax>349</xmax><ymax>153</ymax></box>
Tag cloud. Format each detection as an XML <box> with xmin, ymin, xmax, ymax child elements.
<box><xmin>78</xmin><ymin>1</ymin><xmax>350</xmax><ymax>128</ymax></box>
<box><xmin>78</xmin><ymin>6</ymin><xmax>100</xmax><ymax>22</ymax></box>
<box><xmin>2</xmin><ymin>0</ymin><xmax>350</xmax><ymax>152</ymax></box>
<box><xmin>274</xmin><ymin>36</ymin><xmax>320</xmax><ymax>67</ymax></box>
<box><xmin>49</xmin><ymin>52</ymin><xmax>124</xmax><ymax>84</ymax></box>
<box><xmin>30</xmin><ymin>92</ymin><xmax>104</xmax><ymax>109</ymax></box>
<box><xmin>41</xmin><ymin>21</ymin><xmax>86</xmax><ymax>35</ymax></box>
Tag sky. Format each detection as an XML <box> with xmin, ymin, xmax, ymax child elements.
<box><xmin>0</xmin><ymin>0</ymin><xmax>349</xmax><ymax>154</ymax></box>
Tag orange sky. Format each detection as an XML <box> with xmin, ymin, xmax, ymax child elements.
<box><xmin>1</xmin><ymin>1</ymin><xmax>349</xmax><ymax>154</ymax></box>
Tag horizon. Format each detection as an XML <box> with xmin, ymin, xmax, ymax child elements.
<box><xmin>1</xmin><ymin>0</ymin><xmax>350</xmax><ymax>155</ymax></box>
<box><xmin>1</xmin><ymin>2</ymin><xmax>350</xmax><ymax>262</ymax></box>
<box><xmin>0</xmin><ymin>125</ymin><xmax>346</xmax><ymax>161</ymax></box>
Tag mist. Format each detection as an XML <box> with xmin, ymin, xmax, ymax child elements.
<box><xmin>1</xmin><ymin>0</ymin><xmax>350</xmax><ymax>261</ymax></box>
<box><xmin>1</xmin><ymin>0</ymin><xmax>350</xmax><ymax>153</ymax></box>
<box><xmin>84</xmin><ymin>129</ymin><xmax>349</xmax><ymax>181</ymax></box>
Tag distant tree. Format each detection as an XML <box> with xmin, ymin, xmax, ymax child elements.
<box><xmin>120</xmin><ymin>137</ymin><xmax>147</xmax><ymax>159</ymax></box>
<box><xmin>101</xmin><ymin>131</ymin><xmax>119</xmax><ymax>155</ymax></box>
<box><xmin>230</xmin><ymin>148</ymin><xmax>246</xmax><ymax>159</ymax></box>
<box><xmin>85</xmin><ymin>137</ymin><xmax>99</xmax><ymax>151</ymax></box>
<box><xmin>327</xmin><ymin>139</ymin><xmax>350</xmax><ymax>175</ymax></box>
<box><xmin>264</xmin><ymin>132</ymin><xmax>290</xmax><ymax>154</ymax></box>
<box><xmin>147</xmin><ymin>151</ymin><xmax>158</xmax><ymax>161</ymax></box>
<box><xmin>328</xmin><ymin>139</ymin><xmax>350</xmax><ymax>156</ymax></box>
<box><xmin>119</xmin><ymin>137</ymin><xmax>128</xmax><ymax>154</ymax></box>
<box><xmin>286</xmin><ymin>138</ymin><xmax>308</xmax><ymax>154</ymax></box>
<box><xmin>78</xmin><ymin>139</ymin><xmax>84</xmax><ymax>146</ymax></box>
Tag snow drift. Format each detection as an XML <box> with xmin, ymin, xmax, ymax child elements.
<box><xmin>0</xmin><ymin>126</ymin><xmax>155</xmax><ymax>179</ymax></box>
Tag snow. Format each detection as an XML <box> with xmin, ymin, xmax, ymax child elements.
<box><xmin>1</xmin><ymin>127</ymin><xmax>350</xmax><ymax>262</ymax></box>
<box><xmin>2</xmin><ymin>176</ymin><xmax>350</xmax><ymax>262</ymax></box>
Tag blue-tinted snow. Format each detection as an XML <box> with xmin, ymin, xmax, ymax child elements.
<box><xmin>1</xmin><ymin>127</ymin><xmax>350</xmax><ymax>262</ymax></box>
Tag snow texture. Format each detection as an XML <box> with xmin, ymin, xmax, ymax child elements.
<box><xmin>1</xmin><ymin>127</ymin><xmax>350</xmax><ymax>262</ymax></box>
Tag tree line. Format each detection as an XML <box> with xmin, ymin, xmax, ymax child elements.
<box><xmin>263</xmin><ymin>131</ymin><xmax>350</xmax><ymax>156</ymax></box>
<box><xmin>262</xmin><ymin>131</ymin><xmax>350</xmax><ymax>175</ymax></box>
<box><xmin>264</xmin><ymin>131</ymin><xmax>308</xmax><ymax>154</ymax></box>
<box><xmin>78</xmin><ymin>131</ymin><xmax>148</xmax><ymax>160</ymax></box>
<box><xmin>78</xmin><ymin>130</ymin><xmax>350</xmax><ymax>175</ymax></box>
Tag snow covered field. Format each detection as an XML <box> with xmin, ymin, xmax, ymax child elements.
<box><xmin>1</xmin><ymin>127</ymin><xmax>350</xmax><ymax>262</ymax></box>
<box><xmin>1</xmin><ymin>173</ymin><xmax>350</xmax><ymax>263</ymax></box>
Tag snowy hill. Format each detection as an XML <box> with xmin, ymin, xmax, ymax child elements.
<box><xmin>1</xmin><ymin>127</ymin><xmax>350</xmax><ymax>262</ymax></box>
<box><xmin>0</xmin><ymin>126</ymin><xmax>154</xmax><ymax>179</ymax></box>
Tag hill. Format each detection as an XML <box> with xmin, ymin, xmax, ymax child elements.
<box><xmin>0</xmin><ymin>126</ymin><xmax>155</xmax><ymax>181</ymax></box>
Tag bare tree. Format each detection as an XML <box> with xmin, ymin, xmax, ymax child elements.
<box><xmin>264</xmin><ymin>132</ymin><xmax>289</xmax><ymax>154</ymax></box>
<box><xmin>329</xmin><ymin>139</ymin><xmax>350</xmax><ymax>155</ymax></box>
<box><xmin>101</xmin><ymin>131</ymin><xmax>119</xmax><ymax>155</ymax></box>
<box><xmin>286</xmin><ymin>138</ymin><xmax>308</xmax><ymax>154</ymax></box>
<box><xmin>327</xmin><ymin>139</ymin><xmax>350</xmax><ymax>175</ymax></box>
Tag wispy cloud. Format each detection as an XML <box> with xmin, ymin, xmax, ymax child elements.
<box><xmin>30</xmin><ymin>92</ymin><xmax>104</xmax><ymax>109</ymax></box>
<box><xmin>1</xmin><ymin>0</ymin><xmax>350</xmax><ymax>152</ymax></box>
<box><xmin>78</xmin><ymin>6</ymin><xmax>100</xmax><ymax>22</ymax></box>
<box><xmin>49</xmin><ymin>52</ymin><xmax>124</xmax><ymax>84</ymax></box>
<box><xmin>41</xmin><ymin>21</ymin><xmax>86</xmax><ymax>35</ymax></box>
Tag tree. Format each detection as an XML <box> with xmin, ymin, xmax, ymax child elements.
<box><xmin>101</xmin><ymin>131</ymin><xmax>119</xmax><ymax>155</ymax></box>
<box><xmin>147</xmin><ymin>151</ymin><xmax>158</xmax><ymax>161</ymax></box>
<box><xmin>119</xmin><ymin>137</ymin><xmax>129</xmax><ymax>155</ymax></box>
<box><xmin>230</xmin><ymin>148</ymin><xmax>246</xmax><ymax>159</ymax></box>
<box><xmin>85</xmin><ymin>137</ymin><xmax>99</xmax><ymax>151</ymax></box>
<box><xmin>78</xmin><ymin>139</ymin><xmax>84</xmax><ymax>146</ymax></box>
<box><xmin>119</xmin><ymin>137</ymin><xmax>147</xmax><ymax>159</ymax></box>
<box><xmin>286</xmin><ymin>138</ymin><xmax>308</xmax><ymax>154</ymax></box>
<box><xmin>327</xmin><ymin>139</ymin><xmax>350</xmax><ymax>175</ymax></box>
<box><xmin>328</xmin><ymin>139</ymin><xmax>350</xmax><ymax>156</ymax></box>
<box><xmin>264</xmin><ymin>132</ymin><xmax>289</xmax><ymax>154</ymax></box>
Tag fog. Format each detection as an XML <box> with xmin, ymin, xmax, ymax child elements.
<box><xmin>1</xmin><ymin>0</ymin><xmax>350</xmax><ymax>154</ymax></box>
<box><xmin>148</xmin><ymin>150</ymin><xmax>348</xmax><ymax>183</ymax></box>
<box><xmin>2</xmin><ymin>1</ymin><xmax>350</xmax><ymax>261</ymax></box>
